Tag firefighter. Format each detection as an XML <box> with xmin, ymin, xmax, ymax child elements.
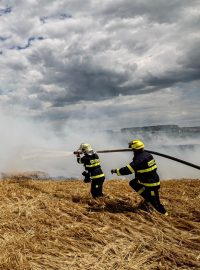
<box><xmin>75</xmin><ymin>143</ymin><xmax>105</xmax><ymax>198</ymax></box>
<box><xmin>111</xmin><ymin>139</ymin><xmax>168</xmax><ymax>216</ymax></box>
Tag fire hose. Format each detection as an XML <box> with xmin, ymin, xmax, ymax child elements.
<box><xmin>98</xmin><ymin>149</ymin><xmax>200</xmax><ymax>170</ymax></box>
<box><xmin>74</xmin><ymin>149</ymin><xmax>200</xmax><ymax>170</ymax></box>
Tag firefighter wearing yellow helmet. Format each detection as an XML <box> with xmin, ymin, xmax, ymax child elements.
<box><xmin>111</xmin><ymin>139</ymin><xmax>168</xmax><ymax>216</ymax></box>
<box><xmin>75</xmin><ymin>143</ymin><xmax>105</xmax><ymax>198</ymax></box>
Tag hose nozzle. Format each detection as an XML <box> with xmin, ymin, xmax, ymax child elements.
<box><xmin>73</xmin><ymin>150</ymin><xmax>82</xmax><ymax>155</ymax></box>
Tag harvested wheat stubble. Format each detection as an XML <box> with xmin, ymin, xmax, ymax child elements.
<box><xmin>0</xmin><ymin>176</ymin><xmax>199</xmax><ymax>270</ymax></box>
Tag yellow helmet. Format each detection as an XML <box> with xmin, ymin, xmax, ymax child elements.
<box><xmin>128</xmin><ymin>139</ymin><xmax>144</xmax><ymax>150</ymax></box>
<box><xmin>78</xmin><ymin>143</ymin><xmax>93</xmax><ymax>153</ymax></box>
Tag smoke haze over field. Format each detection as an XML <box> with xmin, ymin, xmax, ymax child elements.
<box><xmin>0</xmin><ymin>111</ymin><xmax>199</xmax><ymax>179</ymax></box>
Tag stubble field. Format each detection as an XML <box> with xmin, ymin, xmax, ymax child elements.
<box><xmin>0</xmin><ymin>176</ymin><xmax>199</xmax><ymax>270</ymax></box>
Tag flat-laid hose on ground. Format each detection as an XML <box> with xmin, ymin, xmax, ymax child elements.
<box><xmin>96</xmin><ymin>149</ymin><xmax>200</xmax><ymax>171</ymax></box>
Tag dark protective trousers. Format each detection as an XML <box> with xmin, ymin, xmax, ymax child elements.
<box><xmin>91</xmin><ymin>178</ymin><xmax>105</xmax><ymax>198</ymax></box>
<box><xmin>129</xmin><ymin>179</ymin><xmax>167</xmax><ymax>214</ymax></box>
<box><xmin>83</xmin><ymin>171</ymin><xmax>105</xmax><ymax>198</ymax></box>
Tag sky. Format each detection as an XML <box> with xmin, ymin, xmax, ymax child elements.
<box><xmin>0</xmin><ymin>0</ymin><xmax>200</xmax><ymax>178</ymax></box>
<box><xmin>0</xmin><ymin>0</ymin><xmax>200</xmax><ymax>130</ymax></box>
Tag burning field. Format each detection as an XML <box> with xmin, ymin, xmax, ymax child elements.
<box><xmin>0</xmin><ymin>176</ymin><xmax>199</xmax><ymax>270</ymax></box>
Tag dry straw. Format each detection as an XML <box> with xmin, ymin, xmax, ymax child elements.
<box><xmin>0</xmin><ymin>174</ymin><xmax>199</xmax><ymax>270</ymax></box>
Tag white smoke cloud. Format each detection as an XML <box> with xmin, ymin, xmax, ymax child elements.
<box><xmin>0</xmin><ymin>110</ymin><xmax>199</xmax><ymax>180</ymax></box>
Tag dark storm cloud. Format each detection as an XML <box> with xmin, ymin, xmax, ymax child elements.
<box><xmin>21</xmin><ymin>0</ymin><xmax>199</xmax><ymax>109</ymax></box>
<box><xmin>178</xmin><ymin>41</ymin><xmax>200</xmax><ymax>70</ymax></box>
<box><xmin>143</xmin><ymin>68</ymin><xmax>200</xmax><ymax>91</ymax></box>
<box><xmin>94</xmin><ymin>0</ymin><xmax>198</xmax><ymax>23</ymax></box>
<box><xmin>39</xmin><ymin>65</ymin><xmax>132</xmax><ymax>106</ymax></box>
<box><xmin>28</xmin><ymin>37</ymin><xmax>200</xmax><ymax>107</ymax></box>
<box><xmin>1</xmin><ymin>0</ymin><xmax>200</xmax><ymax>127</ymax></box>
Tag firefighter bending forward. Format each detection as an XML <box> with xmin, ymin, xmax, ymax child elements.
<box><xmin>75</xmin><ymin>143</ymin><xmax>105</xmax><ymax>198</ymax></box>
<box><xmin>111</xmin><ymin>140</ymin><xmax>168</xmax><ymax>216</ymax></box>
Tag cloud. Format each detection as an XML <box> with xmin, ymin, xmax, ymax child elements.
<box><xmin>93</xmin><ymin>0</ymin><xmax>188</xmax><ymax>22</ymax></box>
<box><xmin>0</xmin><ymin>0</ymin><xmax>199</xmax><ymax>130</ymax></box>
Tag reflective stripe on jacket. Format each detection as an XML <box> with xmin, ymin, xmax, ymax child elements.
<box><xmin>77</xmin><ymin>152</ymin><xmax>105</xmax><ymax>180</ymax></box>
<box><xmin>117</xmin><ymin>150</ymin><xmax>160</xmax><ymax>185</ymax></box>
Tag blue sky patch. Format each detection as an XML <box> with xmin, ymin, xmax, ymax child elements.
<box><xmin>0</xmin><ymin>7</ymin><xmax>12</xmax><ymax>16</ymax></box>
<box><xmin>11</xmin><ymin>36</ymin><xmax>45</xmax><ymax>50</ymax></box>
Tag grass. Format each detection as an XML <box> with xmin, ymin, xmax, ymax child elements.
<box><xmin>0</xmin><ymin>176</ymin><xmax>199</xmax><ymax>270</ymax></box>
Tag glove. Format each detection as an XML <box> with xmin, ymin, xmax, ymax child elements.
<box><xmin>111</xmin><ymin>169</ymin><xmax>117</xmax><ymax>174</ymax></box>
<box><xmin>84</xmin><ymin>178</ymin><xmax>91</xmax><ymax>183</ymax></box>
<box><xmin>82</xmin><ymin>171</ymin><xmax>88</xmax><ymax>177</ymax></box>
<box><xmin>82</xmin><ymin>171</ymin><xmax>91</xmax><ymax>183</ymax></box>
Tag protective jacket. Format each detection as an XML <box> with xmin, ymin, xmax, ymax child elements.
<box><xmin>116</xmin><ymin>150</ymin><xmax>160</xmax><ymax>187</ymax></box>
<box><xmin>77</xmin><ymin>152</ymin><xmax>105</xmax><ymax>180</ymax></box>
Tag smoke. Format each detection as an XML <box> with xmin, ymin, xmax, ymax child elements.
<box><xmin>0</xmin><ymin>110</ymin><xmax>123</xmax><ymax>178</ymax></box>
<box><xmin>120</xmin><ymin>132</ymin><xmax>200</xmax><ymax>179</ymax></box>
<box><xmin>0</xmin><ymin>112</ymin><xmax>70</xmax><ymax>177</ymax></box>
<box><xmin>130</xmin><ymin>133</ymin><xmax>200</xmax><ymax>180</ymax></box>
<box><xmin>0</xmin><ymin>110</ymin><xmax>199</xmax><ymax>180</ymax></box>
